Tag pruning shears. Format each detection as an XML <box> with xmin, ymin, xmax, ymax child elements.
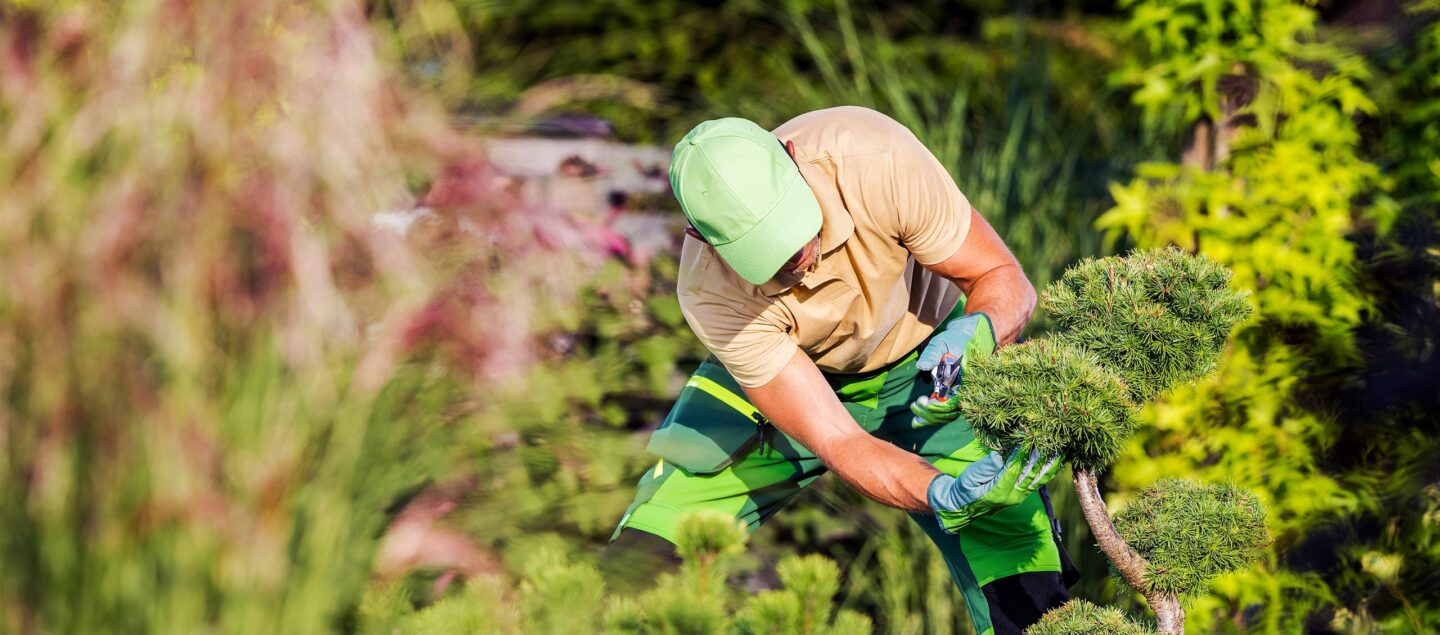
<box><xmin>929</xmin><ymin>352</ymin><xmax>962</xmax><ymax>402</ymax></box>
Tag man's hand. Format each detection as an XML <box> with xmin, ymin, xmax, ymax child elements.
<box><xmin>910</xmin><ymin>312</ymin><xmax>997</xmax><ymax>428</ymax></box>
<box><xmin>927</xmin><ymin>450</ymin><xmax>1063</xmax><ymax>533</ymax></box>
<box><xmin>909</xmin><ymin>394</ymin><xmax>962</xmax><ymax>428</ymax></box>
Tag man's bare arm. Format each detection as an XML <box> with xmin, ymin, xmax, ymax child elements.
<box><xmin>925</xmin><ymin>208</ymin><xmax>1036</xmax><ymax>345</ymax></box>
<box><xmin>743</xmin><ymin>349</ymin><xmax>938</xmax><ymax>512</ymax></box>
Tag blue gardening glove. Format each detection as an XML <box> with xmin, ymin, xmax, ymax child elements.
<box><xmin>910</xmin><ymin>312</ymin><xmax>997</xmax><ymax>428</ymax></box>
<box><xmin>927</xmin><ymin>449</ymin><xmax>1063</xmax><ymax>534</ymax></box>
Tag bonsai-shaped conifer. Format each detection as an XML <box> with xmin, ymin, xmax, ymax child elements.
<box><xmin>960</xmin><ymin>248</ymin><xmax>1265</xmax><ymax>635</ymax></box>
<box><xmin>1043</xmin><ymin>247</ymin><xmax>1254</xmax><ymax>402</ymax></box>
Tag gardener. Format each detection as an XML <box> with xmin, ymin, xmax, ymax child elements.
<box><xmin>603</xmin><ymin>106</ymin><xmax>1073</xmax><ymax>635</ymax></box>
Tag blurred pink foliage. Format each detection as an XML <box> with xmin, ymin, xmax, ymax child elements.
<box><xmin>0</xmin><ymin>1</ymin><xmax>607</xmax><ymax>629</ymax></box>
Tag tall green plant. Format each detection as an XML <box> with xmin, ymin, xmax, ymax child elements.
<box><xmin>780</xmin><ymin>0</ymin><xmax>1149</xmax><ymax>290</ymax></box>
<box><xmin>0</xmin><ymin>2</ymin><xmax>590</xmax><ymax>632</ymax></box>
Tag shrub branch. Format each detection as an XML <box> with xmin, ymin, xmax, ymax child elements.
<box><xmin>1073</xmin><ymin>469</ymin><xmax>1185</xmax><ymax>635</ymax></box>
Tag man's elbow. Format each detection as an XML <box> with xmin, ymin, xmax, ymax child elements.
<box><xmin>1018</xmin><ymin>272</ymin><xmax>1037</xmax><ymax>323</ymax></box>
<box><xmin>989</xmin><ymin>262</ymin><xmax>1035</xmax><ymax>323</ymax></box>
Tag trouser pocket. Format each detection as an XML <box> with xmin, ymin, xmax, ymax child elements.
<box><xmin>644</xmin><ymin>360</ymin><xmax>768</xmax><ymax>474</ymax></box>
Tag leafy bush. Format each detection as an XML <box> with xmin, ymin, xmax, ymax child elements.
<box><xmin>1098</xmin><ymin>0</ymin><xmax>1433</xmax><ymax>629</ymax></box>
<box><xmin>1112</xmin><ymin>479</ymin><xmax>1269</xmax><ymax>598</ymax></box>
<box><xmin>960</xmin><ymin>339</ymin><xmax>1137</xmax><ymax>471</ymax></box>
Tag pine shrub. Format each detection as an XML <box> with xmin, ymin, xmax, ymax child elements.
<box><xmin>359</xmin><ymin>577</ymin><xmax>520</xmax><ymax>635</ymax></box>
<box><xmin>735</xmin><ymin>554</ymin><xmax>872</xmax><ymax>635</ymax></box>
<box><xmin>1026</xmin><ymin>599</ymin><xmax>1155</xmax><ymax>635</ymax></box>
<box><xmin>673</xmin><ymin>510</ymin><xmax>748</xmax><ymax>563</ymax></box>
<box><xmin>959</xmin><ymin>339</ymin><xmax>1138</xmax><ymax>471</ymax></box>
<box><xmin>522</xmin><ymin>549</ymin><xmax>607</xmax><ymax>635</ymax></box>
<box><xmin>360</xmin><ymin>511</ymin><xmax>875</xmax><ymax>634</ymax></box>
<box><xmin>1042</xmin><ymin>247</ymin><xmax>1253</xmax><ymax>402</ymax></box>
<box><xmin>1112</xmin><ymin>479</ymin><xmax>1269</xmax><ymax>598</ymax></box>
<box><xmin>602</xmin><ymin>597</ymin><xmax>649</xmax><ymax>633</ymax></box>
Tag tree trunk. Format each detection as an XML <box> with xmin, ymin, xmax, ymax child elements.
<box><xmin>1072</xmin><ymin>469</ymin><xmax>1186</xmax><ymax>635</ymax></box>
<box><xmin>1180</xmin><ymin>67</ymin><xmax>1248</xmax><ymax>173</ymax></box>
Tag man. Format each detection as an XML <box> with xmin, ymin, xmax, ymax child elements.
<box><xmin>603</xmin><ymin>106</ymin><xmax>1072</xmax><ymax>634</ymax></box>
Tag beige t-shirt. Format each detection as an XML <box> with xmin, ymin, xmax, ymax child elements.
<box><xmin>677</xmin><ymin>106</ymin><xmax>972</xmax><ymax>387</ymax></box>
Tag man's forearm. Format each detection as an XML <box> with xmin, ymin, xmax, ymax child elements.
<box><xmin>958</xmin><ymin>263</ymin><xmax>1035</xmax><ymax>345</ymax></box>
<box><xmin>814</xmin><ymin>431</ymin><xmax>938</xmax><ymax>513</ymax></box>
<box><xmin>743</xmin><ymin>350</ymin><xmax>940</xmax><ymax>514</ymax></box>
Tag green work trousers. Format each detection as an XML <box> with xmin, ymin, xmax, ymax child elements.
<box><xmin>609</xmin><ymin>309</ymin><xmax>1062</xmax><ymax>635</ymax></box>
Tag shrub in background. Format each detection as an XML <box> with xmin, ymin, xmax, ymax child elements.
<box><xmin>359</xmin><ymin>512</ymin><xmax>872</xmax><ymax>634</ymax></box>
<box><xmin>1100</xmin><ymin>0</ymin><xmax>1440</xmax><ymax>630</ymax></box>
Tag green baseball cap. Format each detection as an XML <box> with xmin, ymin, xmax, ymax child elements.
<box><xmin>669</xmin><ymin>117</ymin><xmax>822</xmax><ymax>285</ymax></box>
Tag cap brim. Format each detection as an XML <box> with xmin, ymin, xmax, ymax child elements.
<box><xmin>713</xmin><ymin>176</ymin><xmax>823</xmax><ymax>285</ymax></box>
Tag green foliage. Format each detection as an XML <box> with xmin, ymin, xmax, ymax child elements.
<box><xmin>8</xmin><ymin>0</ymin><xmax>1434</xmax><ymax>631</ymax></box>
<box><xmin>1112</xmin><ymin>0</ymin><xmax>1373</xmax><ymax>130</ymax></box>
<box><xmin>1112</xmin><ymin>479</ymin><xmax>1269</xmax><ymax>598</ymax></box>
<box><xmin>736</xmin><ymin>555</ymin><xmax>874</xmax><ymax>635</ymax></box>
<box><xmin>962</xmin><ymin>248</ymin><xmax>1249</xmax><ymax>472</ymax></box>
<box><xmin>1096</xmin><ymin>0</ymin><xmax>1430</xmax><ymax>629</ymax></box>
<box><xmin>1027</xmin><ymin>599</ymin><xmax>1155</xmax><ymax>635</ymax></box>
<box><xmin>360</xmin><ymin>578</ymin><xmax>521</xmax><ymax>634</ymax></box>
<box><xmin>360</xmin><ymin>512</ymin><xmax>871</xmax><ymax>635</ymax></box>
<box><xmin>966</xmin><ymin>247</ymin><xmax>1265</xmax><ymax>629</ymax></box>
<box><xmin>447</xmin><ymin>0</ymin><xmax>1169</xmax><ymax>287</ymax></box>
<box><xmin>435</xmin><ymin>3</ymin><xmax>1168</xmax><ymax>630</ymax></box>
<box><xmin>608</xmin><ymin>514</ymin><xmax>874</xmax><ymax>634</ymax></box>
<box><xmin>960</xmin><ymin>339</ymin><xmax>1137</xmax><ymax>472</ymax></box>
<box><xmin>1042</xmin><ymin>247</ymin><xmax>1253</xmax><ymax>402</ymax></box>
<box><xmin>522</xmin><ymin>548</ymin><xmax>608</xmax><ymax>634</ymax></box>
<box><xmin>779</xmin><ymin>2</ymin><xmax>1161</xmax><ymax>291</ymax></box>
<box><xmin>673</xmin><ymin>510</ymin><xmax>749</xmax><ymax>564</ymax></box>
<box><xmin>1315</xmin><ymin>5</ymin><xmax>1440</xmax><ymax>630</ymax></box>
<box><xmin>1104</xmin><ymin>7</ymin><xmax>1383</xmax><ymax>362</ymax></box>
<box><xmin>606</xmin><ymin>511</ymin><xmax>745</xmax><ymax>634</ymax></box>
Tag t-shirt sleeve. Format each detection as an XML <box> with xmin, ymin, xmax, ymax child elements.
<box><xmin>678</xmin><ymin>291</ymin><xmax>797</xmax><ymax>388</ymax></box>
<box><xmin>889</xmin><ymin>126</ymin><xmax>973</xmax><ymax>266</ymax></box>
